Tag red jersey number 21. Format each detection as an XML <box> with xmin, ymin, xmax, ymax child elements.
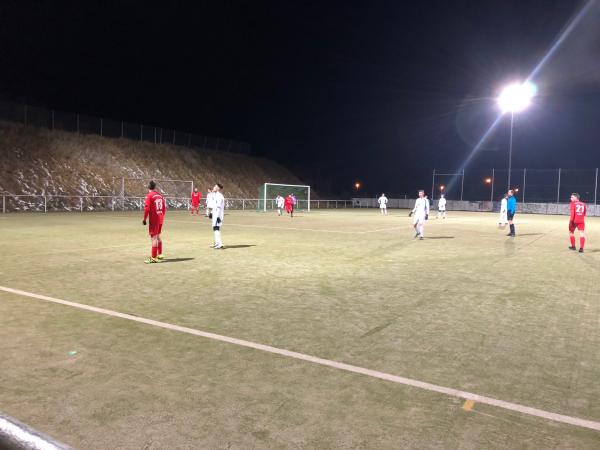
<box><xmin>576</xmin><ymin>204</ymin><xmax>584</xmax><ymax>214</ymax></box>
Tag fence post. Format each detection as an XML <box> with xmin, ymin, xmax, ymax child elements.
<box><xmin>431</xmin><ymin>169</ymin><xmax>435</xmax><ymax>201</ymax></box>
<box><xmin>2</xmin><ymin>195</ymin><xmax>4</xmax><ymax>213</ymax></box>
<box><xmin>557</xmin><ymin>168</ymin><xmax>561</xmax><ymax>203</ymax></box>
<box><xmin>140</xmin><ymin>125</ymin><xmax>143</xmax><ymax>141</ymax></box>
<box><xmin>51</xmin><ymin>110</ymin><xmax>55</xmax><ymax>129</ymax></box>
<box><xmin>154</xmin><ymin>127</ymin><xmax>157</xmax><ymax>144</ymax></box>
<box><xmin>44</xmin><ymin>196</ymin><xmax>47</xmax><ymax>213</ymax></box>
<box><xmin>100</xmin><ymin>118</ymin><xmax>103</xmax><ymax>136</ymax></box>
<box><xmin>112</xmin><ymin>197</ymin><xmax>115</xmax><ymax>211</ymax></box>
<box><xmin>490</xmin><ymin>168</ymin><xmax>495</xmax><ymax>203</ymax></box>
<box><xmin>523</xmin><ymin>168</ymin><xmax>526</xmax><ymax>203</ymax></box>
<box><xmin>121</xmin><ymin>121</ymin><xmax>124</xmax><ymax>138</ymax></box>
<box><xmin>80</xmin><ymin>197</ymin><xmax>83</xmax><ymax>212</ymax></box>
<box><xmin>595</xmin><ymin>168</ymin><xmax>598</xmax><ymax>205</ymax></box>
<box><xmin>242</xmin><ymin>199</ymin><xmax>245</xmax><ymax>210</ymax></box>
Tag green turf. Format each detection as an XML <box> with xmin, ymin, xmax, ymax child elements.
<box><xmin>1</xmin><ymin>209</ymin><xmax>599</xmax><ymax>449</ymax></box>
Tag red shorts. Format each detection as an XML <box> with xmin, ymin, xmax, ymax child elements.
<box><xmin>569</xmin><ymin>221</ymin><xmax>584</xmax><ymax>232</ymax></box>
<box><xmin>191</xmin><ymin>203</ymin><xmax>199</xmax><ymax>208</ymax></box>
<box><xmin>149</xmin><ymin>222</ymin><xmax>163</xmax><ymax>237</ymax></box>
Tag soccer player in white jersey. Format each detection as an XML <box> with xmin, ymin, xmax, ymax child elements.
<box><xmin>498</xmin><ymin>194</ymin><xmax>508</xmax><ymax>227</ymax></box>
<box><xmin>210</xmin><ymin>183</ymin><xmax>225</xmax><ymax>249</ymax></box>
<box><xmin>378</xmin><ymin>193</ymin><xmax>388</xmax><ymax>215</ymax></box>
<box><xmin>275</xmin><ymin>194</ymin><xmax>285</xmax><ymax>216</ymax></box>
<box><xmin>409</xmin><ymin>190</ymin><xmax>428</xmax><ymax>239</ymax></box>
<box><xmin>205</xmin><ymin>187</ymin><xmax>215</xmax><ymax>217</ymax></box>
<box><xmin>437</xmin><ymin>194</ymin><xmax>447</xmax><ymax>219</ymax></box>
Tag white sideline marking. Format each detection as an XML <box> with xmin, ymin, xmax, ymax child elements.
<box><xmin>1</xmin><ymin>285</ymin><xmax>599</xmax><ymax>432</ymax></box>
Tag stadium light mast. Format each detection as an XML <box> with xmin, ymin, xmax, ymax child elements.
<box><xmin>497</xmin><ymin>81</ymin><xmax>536</xmax><ymax>190</ymax></box>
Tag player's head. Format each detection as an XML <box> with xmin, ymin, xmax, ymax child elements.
<box><xmin>194</xmin><ymin>187</ymin><xmax>198</xmax><ymax>192</ymax></box>
<box><xmin>381</xmin><ymin>193</ymin><xmax>385</xmax><ymax>197</ymax></box>
<box><xmin>508</xmin><ymin>189</ymin><xmax>514</xmax><ymax>197</ymax></box>
<box><xmin>213</xmin><ymin>183</ymin><xmax>223</xmax><ymax>192</ymax></box>
<box><xmin>440</xmin><ymin>194</ymin><xmax>444</xmax><ymax>198</ymax></box>
<box><xmin>148</xmin><ymin>180</ymin><xmax>156</xmax><ymax>191</ymax></box>
<box><xmin>418</xmin><ymin>190</ymin><xmax>424</xmax><ymax>198</ymax></box>
<box><xmin>571</xmin><ymin>192</ymin><xmax>580</xmax><ymax>201</ymax></box>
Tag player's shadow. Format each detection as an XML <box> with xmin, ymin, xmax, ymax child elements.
<box><xmin>516</xmin><ymin>233</ymin><xmax>544</xmax><ymax>237</ymax></box>
<box><xmin>426</xmin><ymin>236</ymin><xmax>454</xmax><ymax>239</ymax></box>
<box><xmin>160</xmin><ymin>258</ymin><xmax>195</xmax><ymax>263</ymax></box>
<box><xmin>223</xmin><ymin>244</ymin><xmax>256</xmax><ymax>249</ymax></box>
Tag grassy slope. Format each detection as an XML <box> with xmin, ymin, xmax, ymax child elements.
<box><xmin>0</xmin><ymin>210</ymin><xmax>599</xmax><ymax>449</ymax></box>
<box><xmin>0</xmin><ymin>121</ymin><xmax>304</xmax><ymax>198</ymax></box>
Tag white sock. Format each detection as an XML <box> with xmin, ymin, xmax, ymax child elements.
<box><xmin>419</xmin><ymin>225</ymin><xmax>424</xmax><ymax>237</ymax></box>
<box><xmin>214</xmin><ymin>230</ymin><xmax>222</xmax><ymax>246</ymax></box>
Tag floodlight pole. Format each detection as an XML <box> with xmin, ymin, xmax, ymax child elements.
<box><xmin>595</xmin><ymin>167</ymin><xmax>598</xmax><ymax>205</ymax></box>
<box><xmin>490</xmin><ymin>168</ymin><xmax>495</xmax><ymax>203</ymax></box>
<box><xmin>507</xmin><ymin>111</ymin><xmax>514</xmax><ymax>190</ymax></box>
<box><xmin>431</xmin><ymin>169</ymin><xmax>436</xmax><ymax>201</ymax></box>
<box><xmin>460</xmin><ymin>169</ymin><xmax>465</xmax><ymax>201</ymax></box>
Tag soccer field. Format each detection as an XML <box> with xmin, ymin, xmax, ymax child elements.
<box><xmin>1</xmin><ymin>209</ymin><xmax>599</xmax><ymax>449</ymax></box>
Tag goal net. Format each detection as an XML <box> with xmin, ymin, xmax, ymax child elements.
<box><xmin>258</xmin><ymin>183</ymin><xmax>311</xmax><ymax>212</ymax></box>
<box><xmin>120</xmin><ymin>178</ymin><xmax>193</xmax><ymax>210</ymax></box>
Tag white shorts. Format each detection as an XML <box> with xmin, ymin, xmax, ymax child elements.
<box><xmin>412</xmin><ymin>214</ymin><xmax>425</xmax><ymax>225</ymax></box>
<box><xmin>380</xmin><ymin>205</ymin><xmax>387</xmax><ymax>209</ymax></box>
<box><xmin>212</xmin><ymin>215</ymin><xmax>223</xmax><ymax>229</ymax></box>
<box><xmin>438</xmin><ymin>207</ymin><xmax>446</xmax><ymax>211</ymax></box>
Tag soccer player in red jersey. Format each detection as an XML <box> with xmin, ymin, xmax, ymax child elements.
<box><xmin>284</xmin><ymin>194</ymin><xmax>294</xmax><ymax>218</ymax></box>
<box><xmin>568</xmin><ymin>192</ymin><xmax>586</xmax><ymax>253</ymax></box>
<box><xmin>190</xmin><ymin>187</ymin><xmax>201</xmax><ymax>215</ymax></box>
<box><xmin>143</xmin><ymin>180</ymin><xmax>166</xmax><ymax>263</ymax></box>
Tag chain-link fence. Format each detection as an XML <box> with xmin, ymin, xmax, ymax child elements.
<box><xmin>0</xmin><ymin>195</ymin><xmax>353</xmax><ymax>213</ymax></box>
<box><xmin>431</xmin><ymin>168</ymin><xmax>598</xmax><ymax>204</ymax></box>
<box><xmin>0</xmin><ymin>100</ymin><xmax>251</xmax><ymax>154</ymax></box>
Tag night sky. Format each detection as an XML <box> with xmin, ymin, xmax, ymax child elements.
<box><xmin>1</xmin><ymin>0</ymin><xmax>599</xmax><ymax>196</ymax></box>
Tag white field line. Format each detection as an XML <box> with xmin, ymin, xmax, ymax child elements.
<box><xmin>1</xmin><ymin>285</ymin><xmax>599</xmax><ymax>432</ymax></box>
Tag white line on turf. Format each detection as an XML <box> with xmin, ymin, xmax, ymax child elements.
<box><xmin>1</xmin><ymin>284</ymin><xmax>599</xmax><ymax>433</ymax></box>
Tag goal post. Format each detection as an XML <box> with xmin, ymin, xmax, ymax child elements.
<box><xmin>258</xmin><ymin>183</ymin><xmax>311</xmax><ymax>212</ymax></box>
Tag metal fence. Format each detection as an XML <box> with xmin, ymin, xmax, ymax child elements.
<box><xmin>0</xmin><ymin>195</ymin><xmax>353</xmax><ymax>213</ymax></box>
<box><xmin>431</xmin><ymin>168</ymin><xmax>599</xmax><ymax>204</ymax></box>
<box><xmin>0</xmin><ymin>100</ymin><xmax>251</xmax><ymax>154</ymax></box>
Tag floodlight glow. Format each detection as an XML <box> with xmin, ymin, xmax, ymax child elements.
<box><xmin>354</xmin><ymin>182</ymin><xmax>361</xmax><ymax>189</ymax></box>
<box><xmin>484</xmin><ymin>178</ymin><xmax>492</xmax><ymax>184</ymax></box>
<box><xmin>440</xmin><ymin>185</ymin><xmax>445</xmax><ymax>191</ymax></box>
<box><xmin>497</xmin><ymin>82</ymin><xmax>537</xmax><ymax>113</ymax></box>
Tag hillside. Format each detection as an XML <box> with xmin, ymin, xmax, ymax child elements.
<box><xmin>0</xmin><ymin>121</ymin><xmax>305</xmax><ymax>202</ymax></box>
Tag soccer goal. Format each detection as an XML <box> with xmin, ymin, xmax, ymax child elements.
<box><xmin>258</xmin><ymin>183</ymin><xmax>311</xmax><ymax>212</ymax></box>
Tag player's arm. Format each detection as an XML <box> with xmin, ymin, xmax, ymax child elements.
<box><xmin>570</xmin><ymin>203</ymin><xmax>575</xmax><ymax>221</ymax></box>
<box><xmin>143</xmin><ymin>196</ymin><xmax>150</xmax><ymax>224</ymax></box>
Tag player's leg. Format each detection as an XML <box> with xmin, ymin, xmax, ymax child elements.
<box><xmin>507</xmin><ymin>213</ymin><xmax>515</xmax><ymax>236</ymax></box>
<box><xmin>156</xmin><ymin>235</ymin><xmax>164</xmax><ymax>260</ymax></box>
<box><xmin>145</xmin><ymin>234</ymin><xmax>158</xmax><ymax>263</ymax></box>
<box><xmin>569</xmin><ymin>221</ymin><xmax>576</xmax><ymax>250</ymax></box>
<box><xmin>418</xmin><ymin>220</ymin><xmax>424</xmax><ymax>239</ymax></box>
<box><xmin>578</xmin><ymin>224</ymin><xmax>585</xmax><ymax>252</ymax></box>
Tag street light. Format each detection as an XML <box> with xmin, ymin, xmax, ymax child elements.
<box><xmin>440</xmin><ymin>185</ymin><xmax>445</xmax><ymax>192</ymax></box>
<box><xmin>354</xmin><ymin>182</ymin><xmax>361</xmax><ymax>190</ymax></box>
<box><xmin>497</xmin><ymin>81</ymin><xmax>536</xmax><ymax>190</ymax></box>
<box><xmin>484</xmin><ymin>177</ymin><xmax>492</xmax><ymax>184</ymax></box>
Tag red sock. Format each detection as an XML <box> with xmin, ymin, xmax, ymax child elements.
<box><xmin>580</xmin><ymin>237</ymin><xmax>585</xmax><ymax>249</ymax></box>
<box><xmin>158</xmin><ymin>241</ymin><xmax>163</xmax><ymax>255</ymax></box>
<box><xmin>151</xmin><ymin>246</ymin><xmax>157</xmax><ymax>258</ymax></box>
<box><xmin>570</xmin><ymin>236</ymin><xmax>576</xmax><ymax>247</ymax></box>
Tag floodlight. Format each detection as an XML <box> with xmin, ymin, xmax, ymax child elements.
<box><xmin>484</xmin><ymin>178</ymin><xmax>492</xmax><ymax>184</ymax></box>
<box><xmin>497</xmin><ymin>81</ymin><xmax>537</xmax><ymax>113</ymax></box>
<box><xmin>354</xmin><ymin>182</ymin><xmax>361</xmax><ymax>189</ymax></box>
<box><xmin>440</xmin><ymin>185</ymin><xmax>445</xmax><ymax>191</ymax></box>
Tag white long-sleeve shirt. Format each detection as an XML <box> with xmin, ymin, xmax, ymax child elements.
<box><xmin>412</xmin><ymin>197</ymin><xmax>428</xmax><ymax>216</ymax></box>
<box><xmin>212</xmin><ymin>191</ymin><xmax>225</xmax><ymax>221</ymax></box>
<box><xmin>378</xmin><ymin>196</ymin><xmax>388</xmax><ymax>207</ymax></box>
<box><xmin>500</xmin><ymin>198</ymin><xmax>507</xmax><ymax>213</ymax></box>
<box><xmin>438</xmin><ymin>197</ymin><xmax>446</xmax><ymax>210</ymax></box>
